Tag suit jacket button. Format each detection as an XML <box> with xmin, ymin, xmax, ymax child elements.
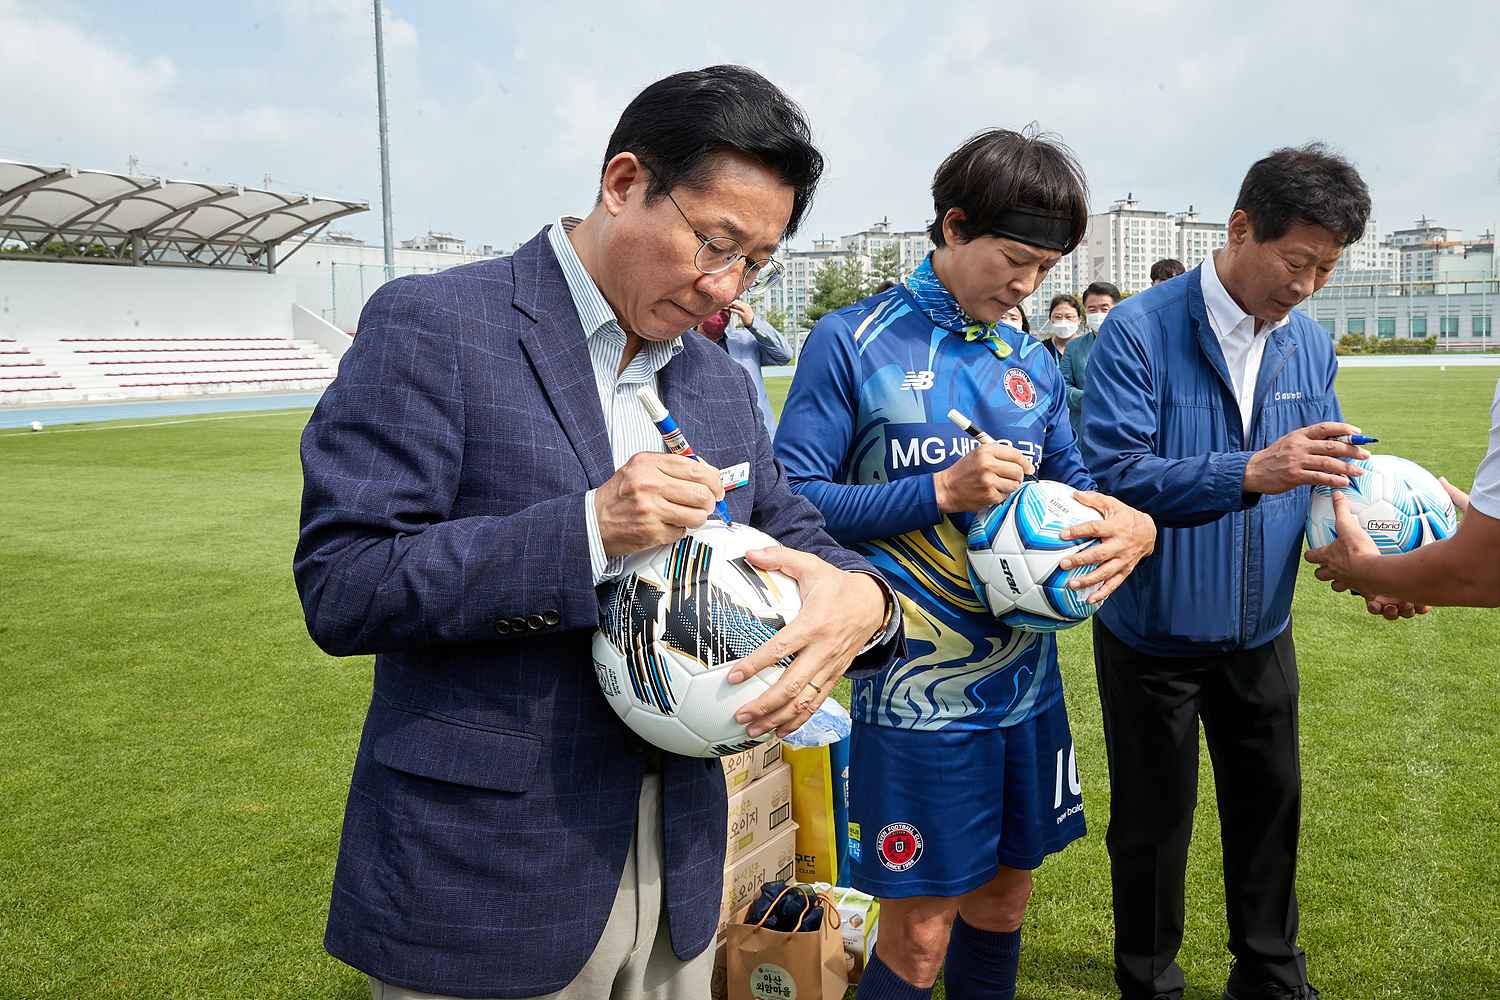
<box><xmin>509</xmin><ymin>616</ymin><xmax>528</xmax><ymax>632</ymax></box>
<box><xmin>543</xmin><ymin>609</ymin><xmax>561</xmax><ymax>627</ymax></box>
<box><xmin>494</xmin><ymin>620</ymin><xmax>511</xmax><ymax>635</ymax></box>
<box><xmin>525</xmin><ymin>614</ymin><xmax>544</xmax><ymax>631</ymax></box>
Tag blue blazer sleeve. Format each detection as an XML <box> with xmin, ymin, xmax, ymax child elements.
<box><xmin>738</xmin><ymin>364</ymin><xmax>904</xmax><ymax>674</ymax></box>
<box><xmin>774</xmin><ymin>316</ymin><xmax>941</xmax><ymax>545</ymax></box>
<box><xmin>1081</xmin><ymin>314</ymin><xmax>1255</xmax><ymax>529</ymax></box>
<box><xmin>293</xmin><ymin>280</ymin><xmax>600</xmax><ymax>657</ymax></box>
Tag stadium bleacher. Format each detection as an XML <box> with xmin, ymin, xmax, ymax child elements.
<box><xmin>0</xmin><ymin>159</ymin><xmax>365</xmax><ymax>412</ymax></box>
<box><xmin>0</xmin><ymin>333</ymin><xmax>338</xmax><ymax>405</ymax></box>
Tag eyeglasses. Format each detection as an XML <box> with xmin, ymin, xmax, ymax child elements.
<box><xmin>657</xmin><ymin>182</ymin><xmax>784</xmax><ymax>292</ymax></box>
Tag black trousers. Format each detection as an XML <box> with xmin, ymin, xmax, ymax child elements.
<box><xmin>1092</xmin><ymin>619</ymin><xmax>1309</xmax><ymax>1000</ymax></box>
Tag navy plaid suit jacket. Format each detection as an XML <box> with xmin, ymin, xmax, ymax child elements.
<box><xmin>293</xmin><ymin>229</ymin><xmax>899</xmax><ymax>997</ymax></box>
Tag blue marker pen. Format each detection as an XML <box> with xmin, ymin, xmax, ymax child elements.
<box><xmin>1331</xmin><ymin>434</ymin><xmax>1379</xmax><ymax>446</ymax></box>
<box><xmin>637</xmin><ymin>386</ymin><xmax>732</xmax><ymax>525</ymax></box>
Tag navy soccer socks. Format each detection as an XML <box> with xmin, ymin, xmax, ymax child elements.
<box><xmin>856</xmin><ymin>946</ymin><xmax>933</xmax><ymax>999</ymax></box>
<box><xmin>943</xmin><ymin>914</ymin><xmax>1022</xmax><ymax>1000</ymax></box>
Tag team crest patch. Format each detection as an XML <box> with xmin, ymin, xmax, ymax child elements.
<box><xmin>1004</xmin><ymin>368</ymin><xmax>1036</xmax><ymax>410</ymax></box>
<box><xmin>876</xmin><ymin>822</ymin><xmax>924</xmax><ymax>872</ymax></box>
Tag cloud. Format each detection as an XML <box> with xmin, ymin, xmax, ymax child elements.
<box><xmin>2</xmin><ymin>0</ymin><xmax>1496</xmax><ymax>250</ymax></box>
<box><xmin>0</xmin><ymin>2</ymin><xmax>178</xmax><ymax>154</ymax></box>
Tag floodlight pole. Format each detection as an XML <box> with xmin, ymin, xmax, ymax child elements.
<box><xmin>374</xmin><ymin>0</ymin><xmax>395</xmax><ymax>282</ymax></box>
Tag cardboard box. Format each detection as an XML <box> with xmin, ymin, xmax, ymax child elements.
<box><xmin>720</xmin><ymin>738</ymin><xmax>783</xmax><ymax>794</ymax></box>
<box><xmin>750</xmin><ymin>738</ymin><xmax>784</xmax><ymax>781</ymax></box>
<box><xmin>811</xmin><ymin>882</ymin><xmax>880</xmax><ymax>984</ymax></box>
<box><xmin>721</xmin><ymin>747</ymin><xmax>755</xmax><ymax>795</ymax></box>
<box><xmin>719</xmin><ymin>821</ymin><xmax>798</xmax><ymax>930</ymax></box>
<box><xmin>725</xmin><ymin>760</ymin><xmax>792</xmax><ymax>865</ymax></box>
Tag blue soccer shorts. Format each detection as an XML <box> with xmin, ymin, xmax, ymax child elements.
<box><xmin>846</xmin><ymin>697</ymin><xmax>1085</xmax><ymax>899</ymax></box>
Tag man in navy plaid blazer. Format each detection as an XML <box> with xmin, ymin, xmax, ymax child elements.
<box><xmin>294</xmin><ymin>66</ymin><xmax>901</xmax><ymax>1000</ymax></box>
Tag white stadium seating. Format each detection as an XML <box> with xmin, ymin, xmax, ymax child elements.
<box><xmin>0</xmin><ymin>159</ymin><xmax>363</xmax><ymax>410</ymax></box>
<box><xmin>0</xmin><ymin>332</ymin><xmax>339</xmax><ymax>405</ymax></box>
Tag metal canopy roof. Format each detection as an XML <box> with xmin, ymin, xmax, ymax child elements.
<box><xmin>0</xmin><ymin>160</ymin><xmax>369</xmax><ymax>272</ymax></box>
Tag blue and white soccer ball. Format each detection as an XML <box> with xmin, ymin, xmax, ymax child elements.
<box><xmin>966</xmin><ymin>480</ymin><xmax>1104</xmax><ymax>633</ymax></box>
<box><xmin>1306</xmin><ymin>454</ymin><xmax>1457</xmax><ymax>554</ymax></box>
<box><xmin>592</xmin><ymin>521</ymin><xmax>802</xmax><ymax>758</ymax></box>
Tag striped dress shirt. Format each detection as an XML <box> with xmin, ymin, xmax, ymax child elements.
<box><xmin>548</xmin><ymin>217</ymin><xmax>683</xmax><ymax>584</ymax></box>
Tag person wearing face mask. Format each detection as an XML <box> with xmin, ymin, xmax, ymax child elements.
<box><xmin>1059</xmin><ymin>282</ymin><xmax>1120</xmax><ymax>440</ymax></box>
<box><xmin>999</xmin><ymin>302</ymin><xmax>1030</xmax><ymax>335</ymax></box>
<box><xmin>1038</xmin><ymin>293</ymin><xmax>1083</xmax><ymax>359</ymax></box>
<box><xmin>696</xmin><ymin>298</ymin><xmax>794</xmax><ymax>437</ymax></box>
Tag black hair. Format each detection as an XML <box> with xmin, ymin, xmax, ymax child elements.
<box><xmin>601</xmin><ymin>65</ymin><xmax>824</xmax><ymax>239</ymax></box>
<box><xmin>1082</xmin><ymin>281</ymin><xmax>1121</xmax><ymax>305</ymax></box>
<box><xmin>1149</xmin><ymin>258</ymin><xmax>1185</xmax><ymax>282</ymax></box>
<box><xmin>872</xmin><ymin>280</ymin><xmax>898</xmax><ymax>293</ymax></box>
<box><xmin>1048</xmin><ymin>293</ymin><xmax>1082</xmax><ymax>318</ymax></box>
<box><xmin>927</xmin><ymin>128</ymin><xmax>1089</xmax><ymax>252</ymax></box>
<box><xmin>1233</xmin><ymin>144</ymin><xmax>1370</xmax><ymax>246</ymax></box>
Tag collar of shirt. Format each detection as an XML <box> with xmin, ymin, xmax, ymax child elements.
<box><xmin>1200</xmin><ymin>249</ymin><xmax>1289</xmax><ymax>346</ymax></box>
<box><xmin>904</xmin><ymin>254</ymin><xmax>1015</xmax><ymax>360</ymax></box>
<box><xmin>1202</xmin><ymin>248</ymin><xmax>1287</xmax><ymax>438</ymax></box>
<box><xmin>547</xmin><ymin>216</ymin><xmax>683</xmax><ymax>369</ymax></box>
<box><xmin>905</xmin><ymin>254</ymin><xmax>985</xmax><ymax>335</ymax></box>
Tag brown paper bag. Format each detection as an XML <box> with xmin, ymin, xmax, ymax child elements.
<box><xmin>724</xmin><ymin>884</ymin><xmax>848</xmax><ymax>1000</ymax></box>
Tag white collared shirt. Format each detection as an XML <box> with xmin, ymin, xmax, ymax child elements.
<box><xmin>1201</xmin><ymin>250</ymin><xmax>1289</xmax><ymax>439</ymax></box>
<box><xmin>552</xmin><ymin>222</ymin><xmax>901</xmax><ymax>654</ymax></box>
<box><xmin>547</xmin><ymin>217</ymin><xmax>683</xmax><ymax>584</ymax></box>
<box><xmin>1470</xmin><ymin>377</ymin><xmax>1500</xmax><ymax>520</ymax></box>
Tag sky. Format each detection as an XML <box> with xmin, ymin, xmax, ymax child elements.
<box><xmin>3</xmin><ymin>0</ymin><xmax>1497</xmax><ymax>251</ymax></box>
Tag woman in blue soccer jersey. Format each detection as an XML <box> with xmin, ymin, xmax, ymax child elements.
<box><xmin>774</xmin><ymin>130</ymin><xmax>1157</xmax><ymax>1000</ymax></box>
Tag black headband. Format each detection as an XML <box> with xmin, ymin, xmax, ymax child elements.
<box><xmin>986</xmin><ymin>206</ymin><xmax>1079</xmax><ymax>253</ymax></box>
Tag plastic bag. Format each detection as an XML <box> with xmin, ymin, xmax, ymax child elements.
<box><xmin>784</xmin><ymin>698</ymin><xmax>851</xmax><ymax>748</ymax></box>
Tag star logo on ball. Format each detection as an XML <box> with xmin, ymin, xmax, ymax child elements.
<box><xmin>1004</xmin><ymin>368</ymin><xmax>1036</xmax><ymax>410</ymax></box>
<box><xmin>876</xmin><ymin>822</ymin><xmax>924</xmax><ymax>871</ymax></box>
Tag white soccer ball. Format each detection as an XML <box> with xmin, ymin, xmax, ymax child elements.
<box><xmin>593</xmin><ymin>521</ymin><xmax>801</xmax><ymax>758</ymax></box>
<box><xmin>965</xmin><ymin>480</ymin><xmax>1104</xmax><ymax>633</ymax></box>
<box><xmin>1306</xmin><ymin>454</ymin><xmax>1456</xmax><ymax>554</ymax></box>
<box><xmin>30</xmin><ymin>420</ymin><xmax>43</xmax><ymax>432</ymax></box>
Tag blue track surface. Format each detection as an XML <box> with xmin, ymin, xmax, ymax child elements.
<box><xmin>0</xmin><ymin>392</ymin><xmax>324</xmax><ymax>429</ymax></box>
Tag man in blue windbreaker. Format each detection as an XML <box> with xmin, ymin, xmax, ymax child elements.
<box><xmin>777</xmin><ymin>129</ymin><xmax>1156</xmax><ymax>1000</ymax></box>
<box><xmin>1081</xmin><ymin>145</ymin><xmax>1421</xmax><ymax>1000</ymax></box>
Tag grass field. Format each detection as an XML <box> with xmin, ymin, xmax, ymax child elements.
<box><xmin>2</xmin><ymin>367</ymin><xmax>1497</xmax><ymax>1000</ymax></box>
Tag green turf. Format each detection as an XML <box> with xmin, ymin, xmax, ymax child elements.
<box><xmin>2</xmin><ymin>368</ymin><xmax>1497</xmax><ymax>999</ymax></box>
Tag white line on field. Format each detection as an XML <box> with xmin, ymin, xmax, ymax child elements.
<box><xmin>0</xmin><ymin>410</ymin><xmax>310</xmax><ymax>439</ymax></box>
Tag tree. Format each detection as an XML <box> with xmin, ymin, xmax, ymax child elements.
<box><xmin>763</xmin><ymin>307</ymin><xmax>788</xmax><ymax>333</ymax></box>
<box><xmin>805</xmin><ymin>257</ymin><xmax>867</xmax><ymax>324</ymax></box>
<box><xmin>0</xmin><ymin>239</ymin><xmax>124</xmax><ymax>258</ymax></box>
<box><xmin>864</xmin><ymin>245</ymin><xmax>902</xmax><ymax>293</ymax></box>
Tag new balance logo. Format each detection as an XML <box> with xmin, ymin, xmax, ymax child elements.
<box><xmin>900</xmin><ymin>370</ymin><xmax>935</xmax><ymax>391</ymax></box>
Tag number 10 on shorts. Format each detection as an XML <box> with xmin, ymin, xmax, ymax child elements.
<box><xmin>1054</xmin><ymin>744</ymin><xmax>1081</xmax><ymax>810</ymax></box>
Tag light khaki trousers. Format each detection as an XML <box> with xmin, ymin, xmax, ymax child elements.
<box><xmin>368</xmin><ymin>774</ymin><xmax>714</xmax><ymax>1000</ymax></box>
